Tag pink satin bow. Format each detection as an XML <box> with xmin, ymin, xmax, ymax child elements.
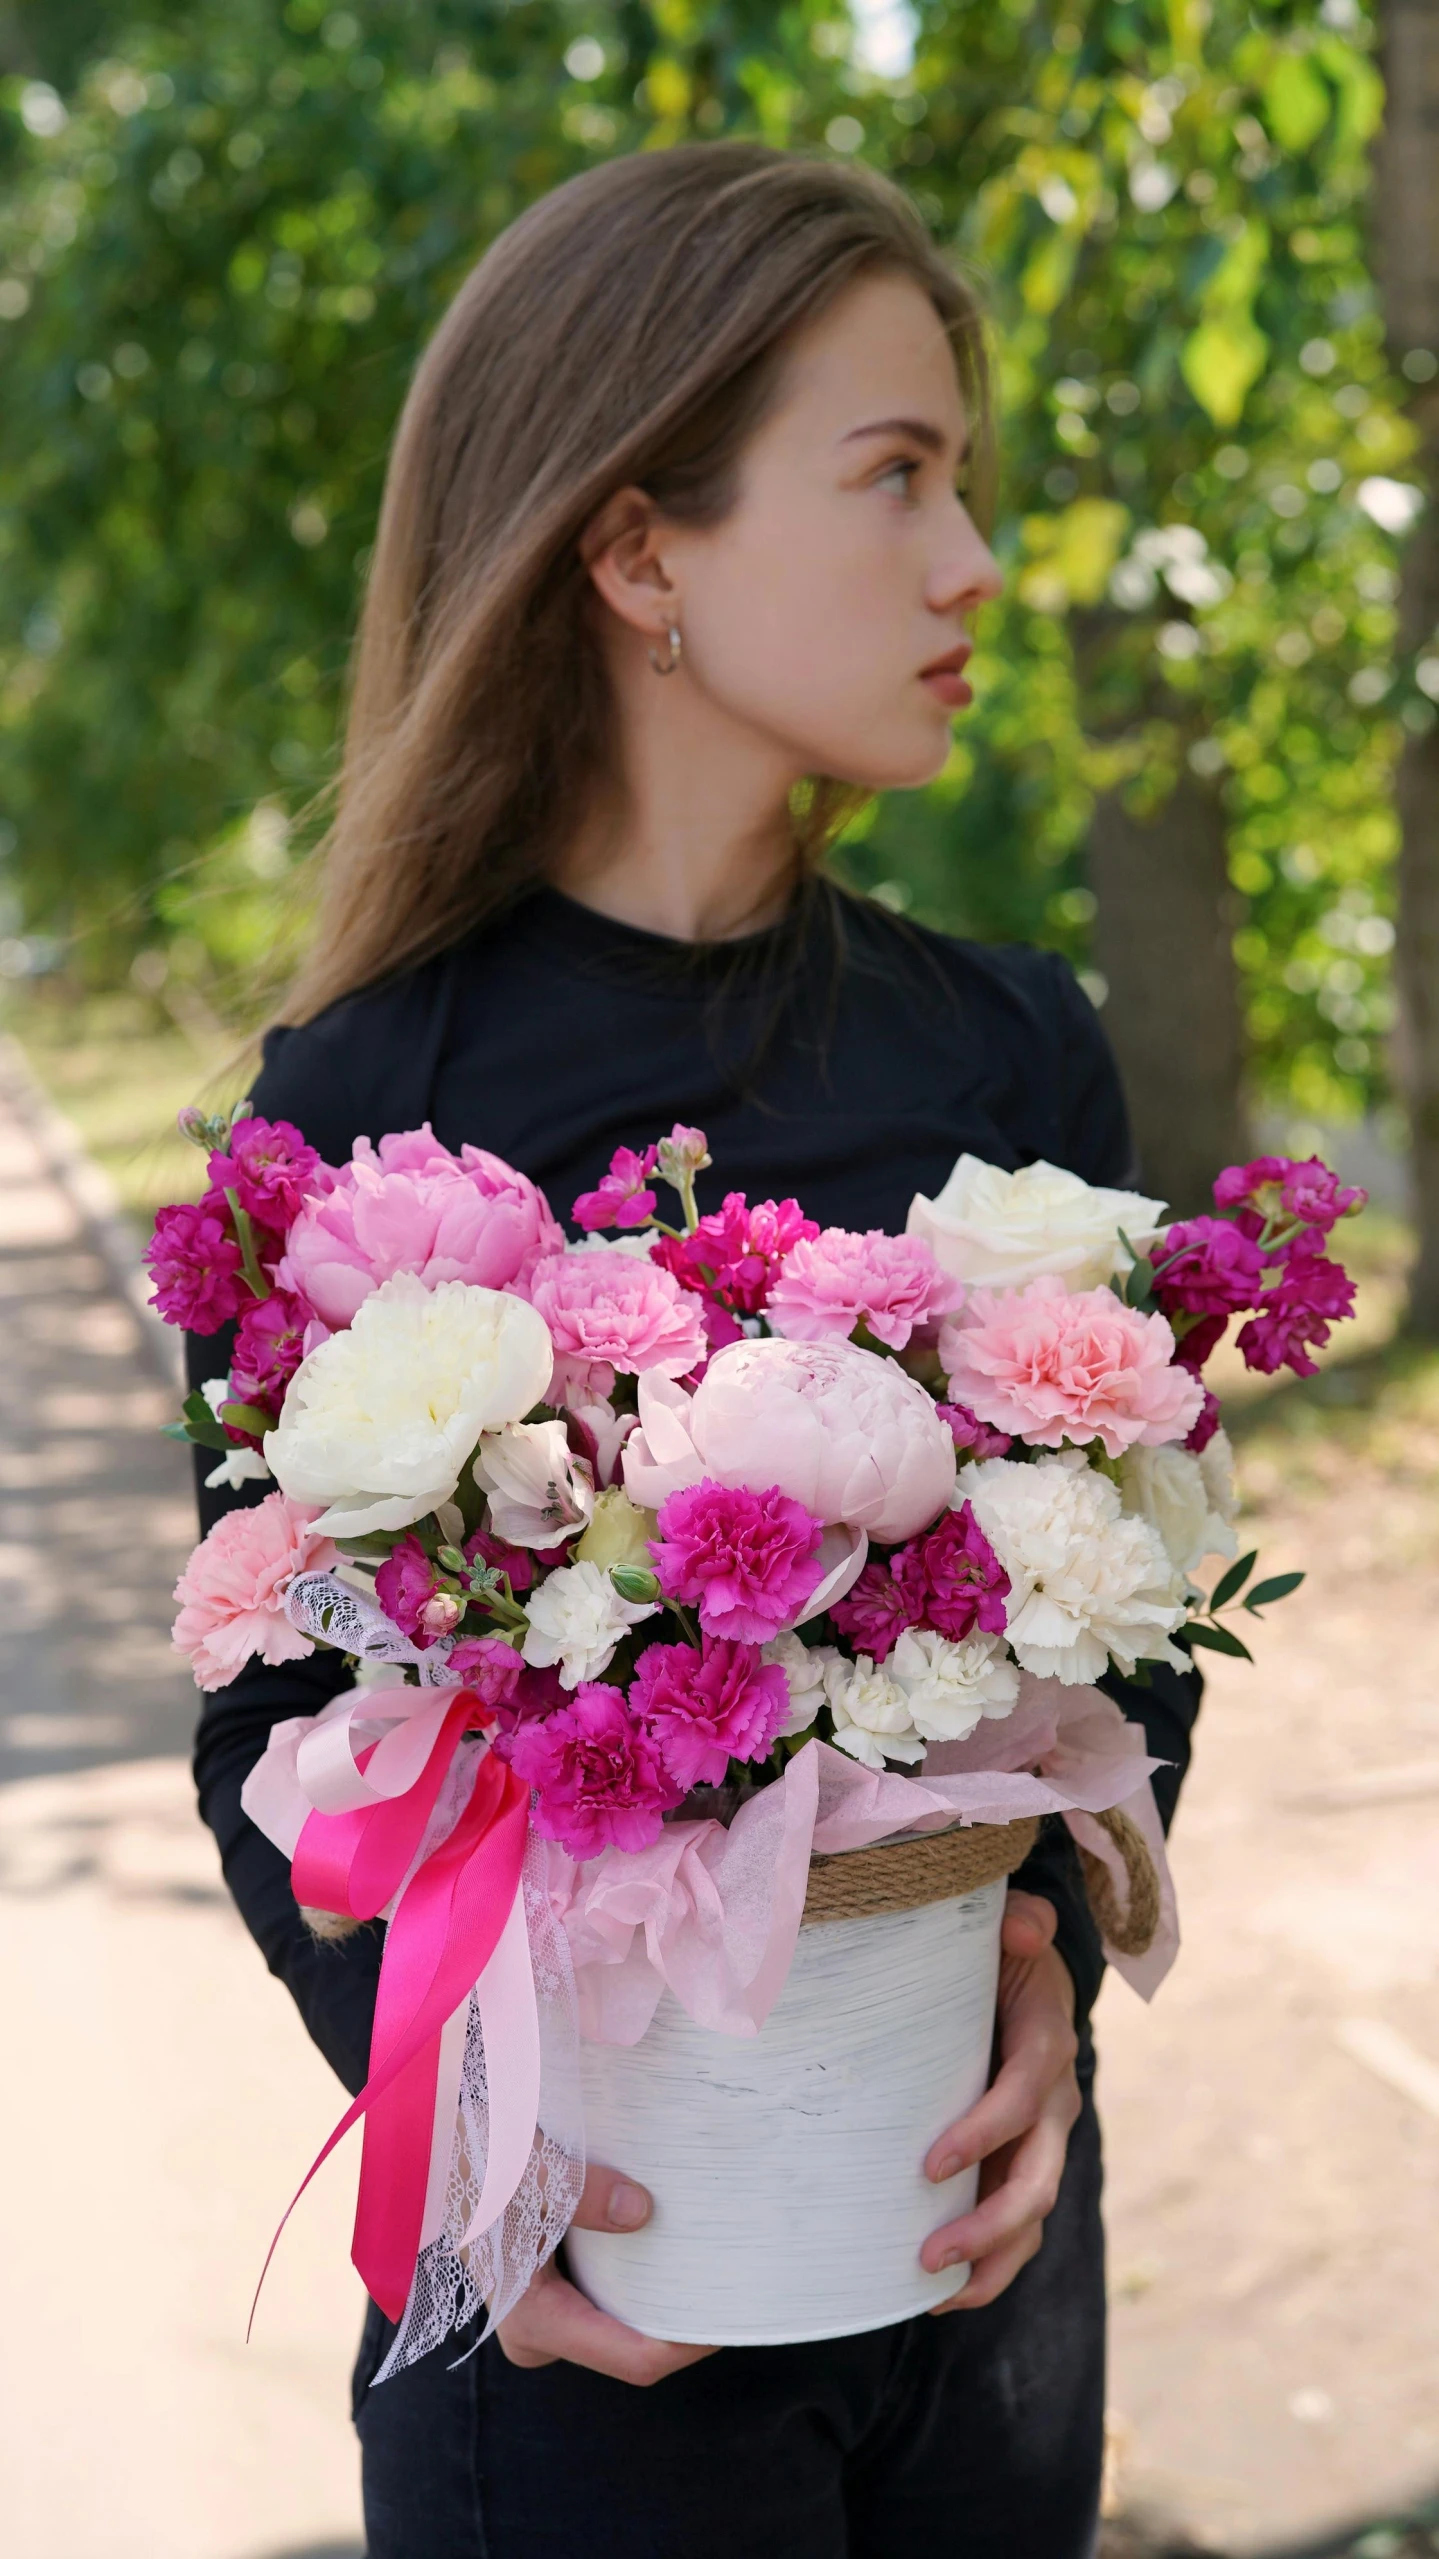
<box><xmin>254</xmin><ymin>1690</ymin><xmax>536</xmax><ymax>2324</ymax></box>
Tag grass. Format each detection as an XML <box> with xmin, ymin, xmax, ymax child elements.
<box><xmin>7</xmin><ymin>985</ymin><xmax>251</xmax><ymax>1229</ymax></box>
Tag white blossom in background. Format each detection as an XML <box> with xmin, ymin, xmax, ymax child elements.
<box><xmin>888</xmin><ymin>1627</ymin><xmax>1020</xmax><ymax>1743</ymax></box>
<box><xmin>520</xmin><ymin>1560</ymin><xmax>657</xmax><ymax>1689</ymax></box>
<box><xmin>199</xmin><ymin>1375</ymin><xmax>273</xmax><ymax>1492</ymax></box>
<box><xmin>821</xmin><ymin>1654</ymin><xmax>925</xmax><ymax>1769</ymax></box>
<box><xmin>1120</xmin><ymin>1434</ymin><xmax>1239</xmax><ymax>1578</ymax></box>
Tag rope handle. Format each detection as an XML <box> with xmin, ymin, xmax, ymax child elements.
<box><xmin>1076</xmin><ymin>1806</ymin><xmax>1161</xmax><ymax>1958</ymax></box>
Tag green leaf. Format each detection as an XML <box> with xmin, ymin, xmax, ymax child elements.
<box><xmin>220</xmin><ymin>1399</ymin><xmax>274</xmax><ymax>1439</ymax></box>
<box><xmin>1180</xmin><ymin>315</ymin><xmax>1269</xmax><ymax>428</ymax></box>
<box><xmin>1244</xmin><ymin>1570</ymin><xmax>1306</xmax><ymax>1612</ymax></box>
<box><xmin>1209</xmin><ymin>1550</ymin><xmax>1258</xmax><ymax>1611</ymax></box>
<box><xmin>1264</xmin><ymin>53</ymin><xmax>1331</xmax><ymax>155</ymax></box>
<box><xmin>176</xmin><ymin>1391</ymin><xmax>229</xmax><ymax>1450</ymax></box>
<box><xmin>1181</xmin><ymin>1621</ymin><xmax>1255</xmax><ymax>1662</ymax></box>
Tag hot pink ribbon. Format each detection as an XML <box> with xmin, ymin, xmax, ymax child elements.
<box><xmin>252</xmin><ymin>1690</ymin><xmax>537</xmax><ymax>2324</ymax></box>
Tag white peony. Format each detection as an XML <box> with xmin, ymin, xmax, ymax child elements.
<box><xmin>474</xmin><ymin>1418</ymin><xmax>595</xmax><ymax>1548</ymax></box>
<box><xmin>907</xmin><ymin>1154</ymin><xmax>1168</xmax><ymax>1292</ymax></box>
<box><xmin>888</xmin><ymin>1626</ymin><xmax>1021</xmax><ymax>1742</ymax></box>
<box><xmin>964</xmin><ymin>1449</ymin><xmax>1187</xmax><ymax>1684</ymax></box>
<box><xmin>520</xmin><ymin>1559</ymin><xmax>658</xmax><ymax>1688</ymax></box>
<box><xmin>821</xmin><ymin>1654</ymin><xmax>925</xmax><ymax>1769</ymax></box>
<box><xmin>1119</xmin><ymin>1433</ymin><xmax>1239</xmax><ymax>1577</ymax></box>
<box><xmin>267</xmin><ymin>1272</ymin><xmax>553</xmax><ymax>1537</ymax></box>
<box><xmin>761</xmin><ymin>1629</ymin><xmax>843</xmax><ymax>1737</ymax></box>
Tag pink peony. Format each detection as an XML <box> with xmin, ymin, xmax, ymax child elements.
<box><xmin>171</xmin><ymin>1493</ymin><xmax>339</xmax><ymax>1690</ymax></box>
<box><xmin>939</xmin><ymin>1274</ymin><xmax>1204</xmax><ymax>1459</ymax></box>
<box><xmin>653</xmin><ymin>1193</ymin><xmax>818</xmax><ymax>1318</ymax></box>
<box><xmin>630</xmin><ymin>1636</ymin><xmax>789</xmax><ymax>1790</ymax></box>
<box><xmin>230</xmin><ymin>1288</ymin><xmax>312</xmax><ymax>1415</ymax></box>
<box><xmin>936</xmin><ymin>1402</ymin><xmax>1013</xmax><ymax>1459</ymax></box>
<box><xmin>1152</xmin><ymin>1217</ymin><xmax>1265</xmax><ymax>1321</ymax></box>
<box><xmin>374</xmin><ymin>1533</ymin><xmax>442</xmax><ymax>1644</ymax></box>
<box><xmin>206</xmin><ymin>1115</ymin><xmax>321</xmax><ymax>1230</ymax></box>
<box><xmin>648</xmin><ymin>1479</ymin><xmax>827</xmax><ymax>1644</ymax></box>
<box><xmin>828</xmin><ymin>1562</ymin><xmax>921</xmax><ymax>1663</ymax></box>
<box><xmin>146</xmin><ymin>1196</ymin><xmax>248</xmax><ymax>1334</ymax></box>
<box><xmin>276</xmin><ymin>1126</ymin><xmax>563</xmax><ymax>1329</ymax></box>
<box><xmin>767</xmin><ymin>1227</ymin><xmax>961</xmax><ymax>1351</ymax></box>
<box><xmin>573</xmin><ymin>1145</ymin><xmax>659</xmax><ymax>1233</ymax></box>
<box><xmin>623</xmin><ymin>1336</ymin><xmax>958</xmax><ymax>1544</ymax></box>
<box><xmin>890</xmin><ymin>1500</ymin><xmax>1010</xmax><ymax>1642</ymax></box>
<box><xmin>526</xmin><ymin>1251</ymin><xmax>708</xmax><ymax>1403</ymax></box>
<box><xmin>500</xmin><ymin>1681</ymin><xmax>681</xmax><ymax>1859</ymax></box>
<box><xmin>1235</xmin><ymin>1248</ymin><xmax>1356</xmax><ymax>1378</ymax></box>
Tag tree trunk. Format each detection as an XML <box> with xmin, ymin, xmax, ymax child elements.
<box><xmin>1088</xmin><ymin>772</ymin><xmax>1249</xmax><ymax>1217</ymax></box>
<box><xmin>1376</xmin><ymin>0</ymin><xmax>1439</xmax><ymax>1333</ymax></box>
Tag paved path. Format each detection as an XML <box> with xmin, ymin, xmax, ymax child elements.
<box><xmin>2</xmin><ymin>1052</ymin><xmax>1437</xmax><ymax>2559</ymax></box>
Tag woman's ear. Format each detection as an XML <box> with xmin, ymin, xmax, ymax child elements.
<box><xmin>580</xmin><ymin>485</ymin><xmax>678</xmax><ymax>643</ymax></box>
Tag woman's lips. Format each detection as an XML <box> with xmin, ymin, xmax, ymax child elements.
<box><xmin>920</xmin><ymin>652</ymin><xmax>973</xmax><ymax>709</ymax></box>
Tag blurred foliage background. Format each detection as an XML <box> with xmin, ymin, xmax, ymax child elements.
<box><xmin>0</xmin><ymin>0</ymin><xmax>1434</xmax><ymax>1237</ymax></box>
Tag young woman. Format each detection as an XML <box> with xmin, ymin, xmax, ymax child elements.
<box><xmin>191</xmin><ymin>142</ymin><xmax>1200</xmax><ymax>2559</ymax></box>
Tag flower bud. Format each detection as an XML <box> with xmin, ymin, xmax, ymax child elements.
<box><xmin>656</xmin><ymin>1124</ymin><xmax>711</xmax><ymax>1184</ymax></box>
<box><xmin>419</xmin><ymin>1590</ymin><xmax>463</xmax><ymax>1638</ymax></box>
<box><xmin>436</xmin><ymin>1546</ymin><xmax>469</xmax><ymax>1576</ymax></box>
<box><xmin>610</xmin><ymin>1564</ymin><xmax>661</xmax><ymax>1606</ymax></box>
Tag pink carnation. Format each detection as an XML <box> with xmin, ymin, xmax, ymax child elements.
<box><xmin>649</xmin><ymin>1478</ymin><xmax>827</xmax><ymax>1644</ymax></box>
<box><xmin>230</xmin><ymin>1288</ymin><xmax>312</xmax><ymax>1415</ymax></box>
<box><xmin>767</xmin><ymin>1227</ymin><xmax>961</xmax><ymax>1351</ymax></box>
<box><xmin>890</xmin><ymin>1500</ymin><xmax>1010</xmax><ymax>1642</ymax></box>
<box><xmin>206</xmin><ymin>1115</ymin><xmax>321</xmax><ymax>1230</ymax></box>
<box><xmin>940</xmin><ymin>1273</ymin><xmax>1204</xmax><ymax>1458</ymax></box>
<box><xmin>631</xmin><ymin>1636</ymin><xmax>790</xmax><ymax>1790</ymax></box>
<box><xmin>653</xmin><ymin>1193</ymin><xmax>818</xmax><ymax>1318</ymax></box>
<box><xmin>171</xmin><ymin>1493</ymin><xmax>339</xmax><ymax>1690</ymax></box>
<box><xmin>526</xmin><ymin>1251</ymin><xmax>708</xmax><ymax>1403</ymax></box>
<box><xmin>146</xmin><ymin>1196</ymin><xmax>248</xmax><ymax>1334</ymax></box>
<box><xmin>1236</xmin><ymin>1247</ymin><xmax>1356</xmax><ymax>1378</ymax></box>
<box><xmin>573</xmin><ymin>1145</ymin><xmax>659</xmax><ymax>1233</ymax></box>
<box><xmin>500</xmin><ymin>1681</ymin><xmax>681</xmax><ymax>1859</ymax></box>
<box><xmin>276</xmin><ymin>1126</ymin><xmax>563</xmax><ymax>1329</ymax></box>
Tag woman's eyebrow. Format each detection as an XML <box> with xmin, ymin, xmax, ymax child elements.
<box><xmin>838</xmin><ymin>415</ymin><xmax>959</xmax><ymax>457</ymax></box>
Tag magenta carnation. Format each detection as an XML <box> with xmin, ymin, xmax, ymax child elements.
<box><xmin>206</xmin><ymin>1115</ymin><xmax>321</xmax><ymax>1229</ymax></box>
<box><xmin>526</xmin><ymin>1251</ymin><xmax>708</xmax><ymax>1402</ymax></box>
<box><xmin>828</xmin><ymin>1562</ymin><xmax>922</xmax><ymax>1663</ymax></box>
<box><xmin>767</xmin><ymin>1226</ymin><xmax>961</xmax><ymax>1351</ymax></box>
<box><xmin>1235</xmin><ymin>1248</ymin><xmax>1356</xmax><ymax>1378</ymax></box>
<box><xmin>573</xmin><ymin>1145</ymin><xmax>659</xmax><ymax>1233</ymax></box>
<box><xmin>146</xmin><ymin>1195</ymin><xmax>249</xmax><ymax>1334</ymax></box>
<box><xmin>935</xmin><ymin>1402</ymin><xmax>1014</xmax><ymax>1459</ymax></box>
<box><xmin>230</xmin><ymin>1288</ymin><xmax>311</xmax><ymax>1414</ymax></box>
<box><xmin>649</xmin><ymin>1478</ymin><xmax>827</xmax><ymax>1644</ymax></box>
<box><xmin>940</xmin><ymin>1273</ymin><xmax>1205</xmax><ymax>1458</ymax></box>
<box><xmin>171</xmin><ymin>1492</ymin><xmax>339</xmax><ymax>1690</ymax></box>
<box><xmin>275</xmin><ymin>1126</ymin><xmax>563</xmax><ymax>1329</ymax></box>
<box><xmin>1152</xmin><ymin>1217</ymin><xmax>1265</xmax><ymax>1321</ymax></box>
<box><xmin>631</xmin><ymin>1636</ymin><xmax>790</xmax><ymax>1790</ymax></box>
<box><xmin>501</xmin><ymin>1681</ymin><xmax>681</xmax><ymax>1859</ymax></box>
<box><xmin>891</xmin><ymin>1500</ymin><xmax>1011</xmax><ymax>1642</ymax></box>
<box><xmin>653</xmin><ymin>1193</ymin><xmax>819</xmax><ymax>1318</ymax></box>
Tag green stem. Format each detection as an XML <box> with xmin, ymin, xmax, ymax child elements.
<box><xmin>224</xmin><ymin>1187</ymin><xmax>272</xmax><ymax>1302</ymax></box>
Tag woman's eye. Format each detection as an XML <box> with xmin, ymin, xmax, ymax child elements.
<box><xmin>876</xmin><ymin>457</ymin><xmax>920</xmax><ymax>498</ymax></box>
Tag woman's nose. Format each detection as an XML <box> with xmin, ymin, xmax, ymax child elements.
<box><xmin>929</xmin><ymin>508</ymin><xmax>1002</xmax><ymax>615</ymax></box>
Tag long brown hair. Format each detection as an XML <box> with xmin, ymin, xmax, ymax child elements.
<box><xmin>279</xmin><ymin>143</ymin><xmax>993</xmax><ymax>1027</ymax></box>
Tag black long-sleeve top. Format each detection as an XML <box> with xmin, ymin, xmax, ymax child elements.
<box><xmin>190</xmin><ymin>880</ymin><xmax>1201</xmax><ymax>2097</ymax></box>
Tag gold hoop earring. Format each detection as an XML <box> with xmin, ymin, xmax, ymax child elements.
<box><xmin>647</xmin><ymin>622</ymin><xmax>682</xmax><ymax>676</ymax></box>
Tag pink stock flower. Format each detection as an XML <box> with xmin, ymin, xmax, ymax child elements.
<box><xmin>656</xmin><ymin>1124</ymin><xmax>711</xmax><ymax>1181</ymax></box>
<box><xmin>444</xmin><ymin>1634</ymin><xmax>528</xmax><ymax>1715</ymax></box>
<box><xmin>653</xmin><ymin>1193</ymin><xmax>819</xmax><ymax>1317</ymax></box>
<box><xmin>649</xmin><ymin>1478</ymin><xmax>827</xmax><ymax>1644</ymax></box>
<box><xmin>1273</xmin><ymin>1157</ymin><xmax>1367</xmax><ymax>1234</ymax></box>
<box><xmin>767</xmin><ymin>1227</ymin><xmax>961</xmax><ymax>1351</ymax></box>
<box><xmin>631</xmin><ymin>1636</ymin><xmax>790</xmax><ymax>1790</ymax></box>
<box><xmin>890</xmin><ymin>1500</ymin><xmax>1011</xmax><ymax>1642</ymax></box>
<box><xmin>572</xmin><ymin>1145</ymin><xmax>659</xmax><ymax>1233</ymax></box>
<box><xmin>1184</xmin><ymin>1386</ymin><xmax>1222</xmax><ymax>1453</ymax></box>
<box><xmin>276</xmin><ymin>1127</ymin><xmax>563</xmax><ymax>1328</ymax></box>
<box><xmin>1236</xmin><ymin>1248</ymin><xmax>1356</xmax><ymax>1378</ymax></box>
<box><xmin>230</xmin><ymin>1289</ymin><xmax>312</xmax><ymax>1414</ymax></box>
<box><xmin>205</xmin><ymin>1115</ymin><xmax>321</xmax><ymax>1230</ymax></box>
<box><xmin>940</xmin><ymin>1274</ymin><xmax>1204</xmax><ymax>1459</ymax></box>
<box><xmin>828</xmin><ymin>1562</ymin><xmax>921</xmax><ymax>1663</ymax></box>
<box><xmin>374</xmin><ymin>1533</ymin><xmax>442</xmax><ymax>1644</ymax></box>
<box><xmin>1214</xmin><ymin>1154</ymin><xmax>1366</xmax><ymax>1239</ymax></box>
<box><xmin>526</xmin><ymin>1251</ymin><xmax>708</xmax><ymax>1402</ymax></box>
<box><xmin>171</xmin><ymin>1493</ymin><xmax>339</xmax><ymax>1690</ymax></box>
<box><xmin>146</xmin><ymin>1196</ymin><xmax>249</xmax><ymax>1334</ymax></box>
<box><xmin>1152</xmin><ymin>1217</ymin><xmax>1266</xmax><ymax>1320</ymax></box>
<box><xmin>464</xmin><ymin>1526</ymin><xmax>535</xmax><ymax>1595</ymax></box>
<box><xmin>935</xmin><ymin>1402</ymin><xmax>1013</xmax><ymax>1460</ymax></box>
<box><xmin>500</xmin><ymin>1681</ymin><xmax>681</xmax><ymax>1859</ymax></box>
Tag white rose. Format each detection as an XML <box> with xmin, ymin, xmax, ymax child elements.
<box><xmin>474</xmin><ymin>1418</ymin><xmax>595</xmax><ymax>1547</ymax></box>
<box><xmin>1197</xmin><ymin>1428</ymin><xmax>1239</xmax><ymax>1542</ymax></box>
<box><xmin>964</xmin><ymin>1449</ymin><xmax>1186</xmax><ymax>1684</ymax></box>
<box><xmin>889</xmin><ymin>1626</ymin><xmax>1021</xmax><ymax>1742</ymax></box>
<box><xmin>520</xmin><ymin>1559</ymin><xmax>658</xmax><ymax>1688</ymax></box>
<box><xmin>907</xmin><ymin>1154</ymin><xmax>1168</xmax><ymax>1291</ymax></box>
<box><xmin>761</xmin><ymin>1630</ymin><xmax>842</xmax><ymax>1737</ymax></box>
<box><xmin>821</xmin><ymin>1653</ymin><xmax>925</xmax><ymax>1769</ymax></box>
<box><xmin>1119</xmin><ymin>1437</ymin><xmax>1238</xmax><ymax>1577</ymax></box>
<box><xmin>267</xmin><ymin>1272</ymin><xmax>553</xmax><ymax>1537</ymax></box>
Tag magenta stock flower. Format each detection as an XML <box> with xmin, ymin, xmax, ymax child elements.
<box><xmin>631</xmin><ymin>1636</ymin><xmax>789</xmax><ymax>1790</ymax></box>
<box><xmin>464</xmin><ymin>1526</ymin><xmax>535</xmax><ymax>1595</ymax></box>
<box><xmin>572</xmin><ymin>1145</ymin><xmax>659</xmax><ymax>1233</ymax></box>
<box><xmin>654</xmin><ymin>1193</ymin><xmax>819</xmax><ymax>1317</ymax></box>
<box><xmin>445</xmin><ymin>1634</ymin><xmax>528</xmax><ymax>1715</ymax></box>
<box><xmin>1184</xmin><ymin>1386</ymin><xmax>1222</xmax><ymax>1453</ymax></box>
<box><xmin>146</xmin><ymin>1195</ymin><xmax>249</xmax><ymax>1333</ymax></box>
<box><xmin>649</xmin><ymin>1478</ymin><xmax>827</xmax><ymax>1644</ymax></box>
<box><xmin>206</xmin><ymin>1115</ymin><xmax>321</xmax><ymax>1230</ymax></box>
<box><xmin>1236</xmin><ymin>1248</ymin><xmax>1357</xmax><ymax>1378</ymax></box>
<box><xmin>892</xmin><ymin>1500</ymin><xmax>1010</xmax><ymax>1643</ymax></box>
<box><xmin>374</xmin><ymin>1533</ymin><xmax>442</xmax><ymax>1644</ymax></box>
<box><xmin>1214</xmin><ymin>1154</ymin><xmax>1366</xmax><ymax>1239</ymax></box>
<box><xmin>527</xmin><ymin>1250</ymin><xmax>708</xmax><ymax>1402</ymax></box>
<box><xmin>230</xmin><ymin>1288</ymin><xmax>312</xmax><ymax>1414</ymax></box>
<box><xmin>1152</xmin><ymin>1217</ymin><xmax>1265</xmax><ymax>1321</ymax></box>
<box><xmin>1274</xmin><ymin>1157</ymin><xmax>1367</xmax><ymax>1234</ymax></box>
<box><xmin>276</xmin><ymin>1127</ymin><xmax>563</xmax><ymax>1328</ymax></box>
<box><xmin>501</xmin><ymin>1681</ymin><xmax>681</xmax><ymax>1859</ymax></box>
<box><xmin>935</xmin><ymin>1402</ymin><xmax>1013</xmax><ymax>1459</ymax></box>
<box><xmin>940</xmin><ymin>1274</ymin><xmax>1204</xmax><ymax>1458</ymax></box>
<box><xmin>768</xmin><ymin>1227</ymin><xmax>961</xmax><ymax>1352</ymax></box>
<box><xmin>828</xmin><ymin>1563</ymin><xmax>921</xmax><ymax>1663</ymax></box>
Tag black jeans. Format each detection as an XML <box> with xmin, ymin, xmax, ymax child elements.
<box><xmin>355</xmin><ymin>2053</ymin><xmax>1104</xmax><ymax>2559</ymax></box>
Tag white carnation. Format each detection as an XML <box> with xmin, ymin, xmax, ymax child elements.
<box><xmin>964</xmin><ymin>1449</ymin><xmax>1186</xmax><ymax>1684</ymax></box>
<box><xmin>1119</xmin><ymin>1436</ymin><xmax>1238</xmax><ymax>1577</ymax></box>
<box><xmin>761</xmin><ymin>1630</ymin><xmax>842</xmax><ymax>1737</ymax></box>
<box><xmin>888</xmin><ymin>1626</ymin><xmax>1021</xmax><ymax>1742</ymax></box>
<box><xmin>907</xmin><ymin>1153</ymin><xmax>1168</xmax><ymax>1291</ymax></box>
<box><xmin>267</xmin><ymin>1272</ymin><xmax>554</xmax><ymax>1537</ymax></box>
<box><xmin>821</xmin><ymin>1653</ymin><xmax>925</xmax><ymax>1770</ymax></box>
<box><xmin>520</xmin><ymin>1559</ymin><xmax>658</xmax><ymax>1689</ymax></box>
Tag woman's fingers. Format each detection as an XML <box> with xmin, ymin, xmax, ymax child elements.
<box><xmin>923</xmin><ymin>1972</ymin><xmax>1078</xmax><ymax>2184</ymax></box>
<box><xmin>927</xmin><ymin>2221</ymin><xmax>1044</xmax><ymax>2316</ymax></box>
<box><xmin>570</xmin><ymin>2159</ymin><xmax>652</xmax><ymax>2234</ymax></box>
<box><xmin>496</xmin><ymin>2258</ymin><xmax>716</xmax><ymax>2384</ymax></box>
<box><xmin>921</xmin><ymin>2080</ymin><xmax>1077</xmax><ymax>2278</ymax></box>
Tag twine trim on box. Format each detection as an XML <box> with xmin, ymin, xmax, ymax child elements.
<box><xmin>801</xmin><ymin>1817</ymin><xmax>1040</xmax><ymax>1925</ymax></box>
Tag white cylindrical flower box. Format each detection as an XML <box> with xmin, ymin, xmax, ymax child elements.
<box><xmin>566</xmin><ymin>1866</ymin><xmax>1008</xmax><ymax>2348</ymax></box>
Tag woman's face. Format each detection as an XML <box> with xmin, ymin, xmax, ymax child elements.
<box><xmin>663</xmin><ymin>270</ymin><xmax>1002</xmax><ymax>792</ymax></box>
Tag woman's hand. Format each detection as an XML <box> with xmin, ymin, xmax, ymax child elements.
<box><xmin>920</xmin><ymin>1887</ymin><xmax>1081</xmax><ymax>2313</ymax></box>
<box><xmin>495</xmin><ymin>2162</ymin><xmax>719</xmax><ymax>2385</ymax></box>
